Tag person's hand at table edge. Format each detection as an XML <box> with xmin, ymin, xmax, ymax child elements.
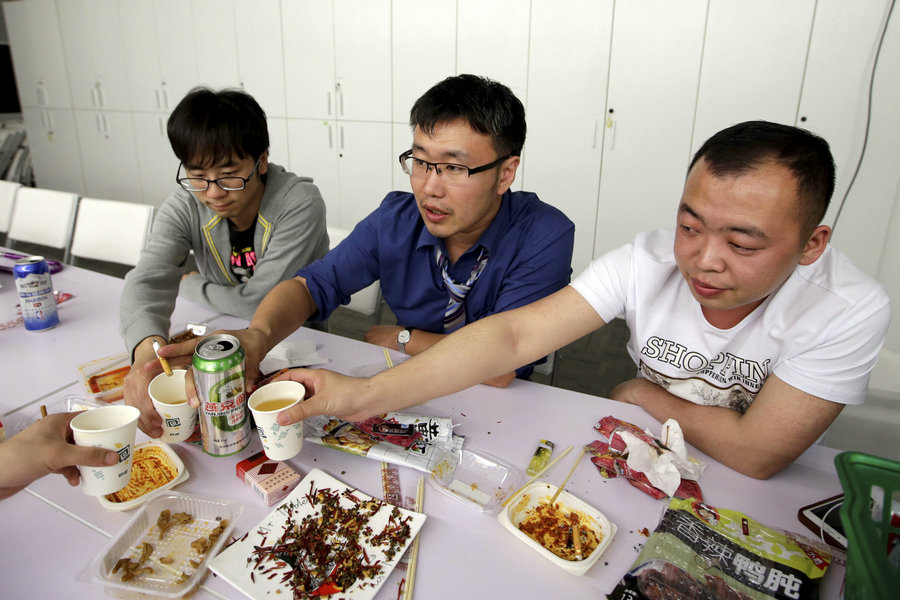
<box><xmin>0</xmin><ymin>412</ymin><xmax>118</xmax><ymax>500</ymax></box>
<box><xmin>124</xmin><ymin>336</ymin><xmax>168</xmax><ymax>438</ymax></box>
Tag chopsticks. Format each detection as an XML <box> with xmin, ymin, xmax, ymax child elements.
<box><xmin>548</xmin><ymin>447</ymin><xmax>587</xmax><ymax>504</ymax></box>
<box><xmin>383</xmin><ymin>347</ymin><xmax>394</xmax><ymax>369</ymax></box>
<box><xmin>40</xmin><ymin>405</ymin><xmax>48</xmax><ymax>418</ymax></box>
<box><xmin>153</xmin><ymin>338</ymin><xmax>173</xmax><ymax>376</ymax></box>
<box><xmin>501</xmin><ymin>445</ymin><xmax>574</xmax><ymax>507</ymax></box>
<box><xmin>403</xmin><ymin>476</ymin><xmax>424</xmax><ymax>600</ymax></box>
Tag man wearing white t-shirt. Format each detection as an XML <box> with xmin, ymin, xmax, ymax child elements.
<box><xmin>268</xmin><ymin>121</ymin><xmax>891</xmax><ymax>480</ymax></box>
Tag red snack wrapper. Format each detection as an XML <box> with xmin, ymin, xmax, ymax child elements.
<box><xmin>353</xmin><ymin>415</ymin><xmax>423</xmax><ymax>448</ymax></box>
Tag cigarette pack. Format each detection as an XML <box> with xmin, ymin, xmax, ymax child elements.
<box><xmin>236</xmin><ymin>452</ymin><xmax>302</xmax><ymax>506</ymax></box>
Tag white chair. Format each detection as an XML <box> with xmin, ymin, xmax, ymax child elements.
<box><xmin>532</xmin><ymin>350</ymin><xmax>560</xmax><ymax>386</ymax></box>
<box><xmin>70</xmin><ymin>197</ymin><xmax>155</xmax><ymax>267</ymax></box>
<box><xmin>0</xmin><ymin>180</ymin><xmax>21</xmax><ymax>243</ymax></box>
<box><xmin>327</xmin><ymin>225</ymin><xmax>383</xmax><ymax>321</ymax></box>
<box><xmin>7</xmin><ymin>187</ymin><xmax>79</xmax><ymax>261</ymax></box>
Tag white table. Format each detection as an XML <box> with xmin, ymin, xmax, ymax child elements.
<box><xmin>1</xmin><ymin>268</ymin><xmax>848</xmax><ymax>599</ymax></box>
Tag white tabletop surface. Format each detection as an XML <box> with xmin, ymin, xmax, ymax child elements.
<box><xmin>0</xmin><ymin>267</ymin><xmax>848</xmax><ymax>599</ymax></box>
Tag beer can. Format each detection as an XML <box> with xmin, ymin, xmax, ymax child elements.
<box><xmin>192</xmin><ymin>334</ymin><xmax>251</xmax><ymax>456</ymax></box>
<box><xmin>13</xmin><ymin>256</ymin><xmax>59</xmax><ymax>332</ymax></box>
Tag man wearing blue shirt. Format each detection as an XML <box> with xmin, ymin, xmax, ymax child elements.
<box><xmin>219</xmin><ymin>74</ymin><xmax>574</xmax><ymax>388</ymax></box>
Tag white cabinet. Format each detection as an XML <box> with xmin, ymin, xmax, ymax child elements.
<box><xmin>73</xmin><ymin>110</ymin><xmax>143</xmax><ymax>202</ymax></box>
<box><xmin>797</xmin><ymin>0</ymin><xmax>893</xmax><ymax>228</ymax></box>
<box><xmin>235</xmin><ymin>0</ymin><xmax>286</xmax><ymax>118</ymax></box>
<box><xmin>592</xmin><ymin>0</ymin><xmax>707</xmax><ymax>258</ymax></box>
<box><xmin>288</xmin><ymin>119</ymin><xmax>341</xmax><ymax>223</ymax></box>
<box><xmin>3</xmin><ymin>0</ymin><xmax>71</xmax><ymax>108</ymax></box>
<box><xmin>131</xmin><ymin>112</ymin><xmax>178</xmax><ymax>204</ymax></box>
<box><xmin>282</xmin><ymin>0</ymin><xmax>336</xmax><ymax>120</ymax></box>
<box><xmin>691</xmin><ymin>0</ymin><xmax>816</xmax><ymax>153</ymax></box>
<box><xmin>523</xmin><ymin>0</ymin><xmax>614</xmax><ymax>275</ymax></box>
<box><xmin>191</xmin><ymin>0</ymin><xmax>240</xmax><ymax>92</ymax></box>
<box><xmin>21</xmin><ymin>108</ymin><xmax>85</xmax><ymax>193</ymax></box>
<box><xmin>56</xmin><ymin>0</ymin><xmax>131</xmax><ymax>111</ymax></box>
<box><xmin>457</xmin><ymin>0</ymin><xmax>530</xmax><ymax>103</ymax></box>
<box><xmin>391</xmin><ymin>0</ymin><xmax>456</xmax><ymax>122</ymax></box>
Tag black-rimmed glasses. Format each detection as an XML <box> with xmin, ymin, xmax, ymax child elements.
<box><xmin>176</xmin><ymin>156</ymin><xmax>262</xmax><ymax>192</ymax></box>
<box><xmin>399</xmin><ymin>150</ymin><xmax>511</xmax><ymax>183</ymax></box>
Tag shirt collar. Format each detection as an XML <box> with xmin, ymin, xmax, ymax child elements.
<box><xmin>415</xmin><ymin>190</ymin><xmax>512</xmax><ymax>259</ymax></box>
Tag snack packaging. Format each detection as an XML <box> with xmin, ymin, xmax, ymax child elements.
<box><xmin>607</xmin><ymin>498</ymin><xmax>833</xmax><ymax>600</ymax></box>
<box><xmin>236</xmin><ymin>451</ymin><xmax>303</xmax><ymax>506</ymax></box>
<box><xmin>305</xmin><ymin>412</ymin><xmax>462</xmax><ymax>475</ymax></box>
<box><xmin>591</xmin><ymin>416</ymin><xmax>705</xmax><ymax>500</ymax></box>
<box><xmin>353</xmin><ymin>415</ymin><xmax>423</xmax><ymax>448</ymax></box>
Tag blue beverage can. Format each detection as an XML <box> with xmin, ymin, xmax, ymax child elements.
<box><xmin>13</xmin><ymin>256</ymin><xmax>59</xmax><ymax>332</ymax></box>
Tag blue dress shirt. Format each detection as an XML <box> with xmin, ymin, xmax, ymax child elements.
<box><xmin>297</xmin><ymin>190</ymin><xmax>575</xmax><ymax>377</ymax></box>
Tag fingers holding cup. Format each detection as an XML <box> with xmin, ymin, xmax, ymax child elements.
<box><xmin>149</xmin><ymin>369</ymin><xmax>199</xmax><ymax>443</ymax></box>
<box><xmin>248</xmin><ymin>381</ymin><xmax>305</xmax><ymax>461</ymax></box>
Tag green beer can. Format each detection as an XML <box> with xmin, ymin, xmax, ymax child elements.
<box><xmin>192</xmin><ymin>334</ymin><xmax>251</xmax><ymax>456</ymax></box>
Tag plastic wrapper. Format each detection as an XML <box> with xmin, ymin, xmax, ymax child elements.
<box><xmin>305</xmin><ymin>412</ymin><xmax>462</xmax><ymax>475</ymax></box>
<box><xmin>591</xmin><ymin>416</ymin><xmax>705</xmax><ymax>500</ymax></box>
<box><xmin>607</xmin><ymin>498</ymin><xmax>833</xmax><ymax>600</ymax></box>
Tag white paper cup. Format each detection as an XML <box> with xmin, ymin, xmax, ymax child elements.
<box><xmin>248</xmin><ymin>381</ymin><xmax>305</xmax><ymax>461</ymax></box>
<box><xmin>70</xmin><ymin>405</ymin><xmax>141</xmax><ymax>496</ymax></box>
<box><xmin>149</xmin><ymin>369</ymin><xmax>198</xmax><ymax>443</ymax></box>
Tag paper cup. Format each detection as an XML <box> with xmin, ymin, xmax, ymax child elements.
<box><xmin>248</xmin><ymin>381</ymin><xmax>305</xmax><ymax>461</ymax></box>
<box><xmin>149</xmin><ymin>369</ymin><xmax>198</xmax><ymax>443</ymax></box>
<box><xmin>70</xmin><ymin>405</ymin><xmax>141</xmax><ymax>496</ymax></box>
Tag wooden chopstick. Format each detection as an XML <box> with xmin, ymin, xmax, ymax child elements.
<box><xmin>501</xmin><ymin>445</ymin><xmax>574</xmax><ymax>508</ymax></box>
<box><xmin>383</xmin><ymin>347</ymin><xmax>394</xmax><ymax>369</ymax></box>
<box><xmin>403</xmin><ymin>476</ymin><xmax>424</xmax><ymax>600</ymax></box>
<box><xmin>39</xmin><ymin>405</ymin><xmax>48</xmax><ymax>418</ymax></box>
<box><xmin>549</xmin><ymin>447</ymin><xmax>587</xmax><ymax>505</ymax></box>
<box><xmin>153</xmin><ymin>338</ymin><xmax>173</xmax><ymax>376</ymax></box>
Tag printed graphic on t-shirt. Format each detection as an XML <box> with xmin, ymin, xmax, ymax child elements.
<box><xmin>639</xmin><ymin>335</ymin><xmax>770</xmax><ymax>413</ymax></box>
<box><xmin>231</xmin><ymin>245</ymin><xmax>256</xmax><ymax>282</ymax></box>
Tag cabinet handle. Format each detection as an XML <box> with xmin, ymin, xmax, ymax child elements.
<box><xmin>159</xmin><ymin>116</ymin><xmax>165</xmax><ymax>137</ymax></box>
<box><xmin>102</xmin><ymin>114</ymin><xmax>109</xmax><ymax>134</ymax></box>
<box><xmin>96</xmin><ymin>113</ymin><xmax>103</xmax><ymax>132</ymax></box>
<box><xmin>40</xmin><ymin>111</ymin><xmax>48</xmax><ymax>129</ymax></box>
<box><xmin>327</xmin><ymin>123</ymin><xmax>333</xmax><ymax>149</ymax></box>
<box><xmin>162</xmin><ymin>88</ymin><xmax>169</xmax><ymax>110</ymax></box>
<box><xmin>592</xmin><ymin>119</ymin><xmax>598</xmax><ymax>149</ymax></box>
<box><xmin>46</xmin><ymin>112</ymin><xmax>54</xmax><ymax>129</ymax></box>
<box><xmin>155</xmin><ymin>89</ymin><xmax>162</xmax><ymax>110</ymax></box>
<box><xmin>606</xmin><ymin>116</ymin><xmax>616</xmax><ymax>150</ymax></box>
<box><xmin>338</xmin><ymin>90</ymin><xmax>344</xmax><ymax>117</ymax></box>
<box><xmin>327</xmin><ymin>92</ymin><xmax>332</xmax><ymax>116</ymax></box>
<box><xmin>37</xmin><ymin>86</ymin><xmax>48</xmax><ymax>106</ymax></box>
<box><xmin>97</xmin><ymin>82</ymin><xmax>105</xmax><ymax>108</ymax></box>
<box><xmin>340</xmin><ymin>125</ymin><xmax>345</xmax><ymax>150</ymax></box>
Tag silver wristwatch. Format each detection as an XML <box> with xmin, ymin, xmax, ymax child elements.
<box><xmin>397</xmin><ymin>327</ymin><xmax>413</xmax><ymax>353</ymax></box>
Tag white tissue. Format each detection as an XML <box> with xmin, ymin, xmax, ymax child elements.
<box><xmin>621</xmin><ymin>419</ymin><xmax>705</xmax><ymax>497</ymax></box>
<box><xmin>258</xmin><ymin>339</ymin><xmax>328</xmax><ymax>374</ymax></box>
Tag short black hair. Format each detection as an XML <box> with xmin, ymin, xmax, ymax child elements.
<box><xmin>167</xmin><ymin>87</ymin><xmax>269</xmax><ymax>168</ymax></box>
<box><xmin>409</xmin><ymin>74</ymin><xmax>526</xmax><ymax>157</ymax></box>
<box><xmin>689</xmin><ymin>120</ymin><xmax>835</xmax><ymax>238</ymax></box>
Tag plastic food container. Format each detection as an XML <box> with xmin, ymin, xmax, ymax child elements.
<box><xmin>429</xmin><ymin>445</ymin><xmax>523</xmax><ymax>513</ymax></box>
<box><xmin>98</xmin><ymin>440</ymin><xmax>190</xmax><ymax>511</ymax></box>
<box><xmin>78</xmin><ymin>352</ymin><xmax>131</xmax><ymax>403</ymax></box>
<box><xmin>497</xmin><ymin>482</ymin><xmax>616</xmax><ymax>576</ymax></box>
<box><xmin>87</xmin><ymin>491</ymin><xmax>243</xmax><ymax>598</ymax></box>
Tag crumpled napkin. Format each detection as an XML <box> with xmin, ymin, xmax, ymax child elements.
<box><xmin>619</xmin><ymin>419</ymin><xmax>706</xmax><ymax>497</ymax></box>
<box><xmin>259</xmin><ymin>339</ymin><xmax>328</xmax><ymax>374</ymax></box>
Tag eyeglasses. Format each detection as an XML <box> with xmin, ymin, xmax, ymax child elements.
<box><xmin>399</xmin><ymin>150</ymin><xmax>511</xmax><ymax>183</ymax></box>
<box><xmin>176</xmin><ymin>156</ymin><xmax>262</xmax><ymax>192</ymax></box>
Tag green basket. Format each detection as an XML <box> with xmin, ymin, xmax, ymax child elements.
<box><xmin>834</xmin><ymin>451</ymin><xmax>900</xmax><ymax>600</ymax></box>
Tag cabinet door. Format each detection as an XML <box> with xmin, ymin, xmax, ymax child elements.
<box><xmin>118</xmin><ymin>0</ymin><xmax>164</xmax><ymax>113</ymax></box>
<box><xmin>267</xmin><ymin>118</ymin><xmax>290</xmax><ymax>173</ymax></box>
<box><xmin>799</xmin><ymin>0</ymin><xmax>893</xmax><ymax>229</ymax></box>
<box><xmin>333</xmin><ymin>0</ymin><xmax>392</xmax><ymax>122</ymax></box>
<box><xmin>132</xmin><ymin>112</ymin><xmax>178</xmax><ymax>206</ymax></box>
<box><xmin>692</xmin><ymin>0</ymin><xmax>816</xmax><ymax>152</ymax></box>
<box><xmin>191</xmin><ymin>0</ymin><xmax>240</xmax><ymax>91</ymax></box>
<box><xmin>3</xmin><ymin>0</ymin><xmax>71</xmax><ymax>108</ymax></box>
<box><xmin>235</xmin><ymin>0</ymin><xmax>286</xmax><ymax>118</ymax></box>
<box><xmin>283</xmin><ymin>0</ymin><xmax>337</xmax><ymax>120</ymax></box>
<box><xmin>154</xmin><ymin>0</ymin><xmax>199</xmax><ymax>111</ymax></box>
<box><xmin>74</xmin><ymin>110</ymin><xmax>143</xmax><ymax>202</ymax></box>
<box><xmin>457</xmin><ymin>0</ymin><xmax>530</xmax><ymax>103</ymax></box>
<box><xmin>287</xmin><ymin>119</ymin><xmax>340</xmax><ymax>226</ymax></box>
<box><xmin>336</xmin><ymin>121</ymin><xmax>393</xmax><ymax>228</ymax></box>
<box><xmin>21</xmin><ymin>108</ymin><xmax>85</xmax><ymax>193</ymax></box>
<box><xmin>392</xmin><ymin>123</ymin><xmax>413</xmax><ymax>194</ymax></box>
<box><xmin>56</xmin><ymin>0</ymin><xmax>132</xmax><ymax>110</ymax></box>
<box><xmin>524</xmin><ymin>0</ymin><xmax>614</xmax><ymax>275</ymax></box>
<box><xmin>593</xmin><ymin>0</ymin><xmax>707</xmax><ymax>258</ymax></box>
<box><xmin>391</xmin><ymin>0</ymin><xmax>456</xmax><ymax>122</ymax></box>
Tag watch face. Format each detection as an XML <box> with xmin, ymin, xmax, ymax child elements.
<box><xmin>398</xmin><ymin>330</ymin><xmax>411</xmax><ymax>343</ymax></box>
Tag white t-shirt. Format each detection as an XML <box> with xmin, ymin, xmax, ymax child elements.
<box><xmin>571</xmin><ymin>229</ymin><xmax>890</xmax><ymax>411</ymax></box>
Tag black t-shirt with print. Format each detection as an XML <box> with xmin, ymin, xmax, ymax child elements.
<box><xmin>229</xmin><ymin>220</ymin><xmax>257</xmax><ymax>283</ymax></box>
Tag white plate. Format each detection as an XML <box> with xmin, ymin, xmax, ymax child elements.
<box><xmin>209</xmin><ymin>468</ymin><xmax>426</xmax><ymax>599</ymax></box>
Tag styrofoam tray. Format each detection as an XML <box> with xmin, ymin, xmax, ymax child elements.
<box><xmin>497</xmin><ymin>482</ymin><xmax>616</xmax><ymax>576</ymax></box>
<box><xmin>97</xmin><ymin>440</ymin><xmax>190</xmax><ymax>512</ymax></box>
<box><xmin>429</xmin><ymin>445</ymin><xmax>523</xmax><ymax>513</ymax></box>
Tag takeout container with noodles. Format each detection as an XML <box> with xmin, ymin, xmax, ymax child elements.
<box><xmin>497</xmin><ymin>481</ymin><xmax>616</xmax><ymax>576</ymax></box>
<box><xmin>98</xmin><ymin>440</ymin><xmax>190</xmax><ymax>511</ymax></box>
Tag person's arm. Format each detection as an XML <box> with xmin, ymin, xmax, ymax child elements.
<box><xmin>178</xmin><ymin>179</ymin><xmax>328</xmax><ymax>319</ymax></box>
<box><xmin>276</xmin><ymin>286</ymin><xmax>605</xmax><ymax>423</ymax></box>
<box><xmin>0</xmin><ymin>413</ymin><xmax>119</xmax><ymax>500</ymax></box>
<box><xmin>123</xmin><ymin>336</ymin><xmax>169</xmax><ymax>437</ymax></box>
<box><xmin>609</xmin><ymin>375</ymin><xmax>844</xmax><ymax>479</ymax></box>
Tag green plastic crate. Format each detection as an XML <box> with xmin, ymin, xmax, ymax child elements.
<box><xmin>835</xmin><ymin>451</ymin><xmax>900</xmax><ymax>600</ymax></box>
